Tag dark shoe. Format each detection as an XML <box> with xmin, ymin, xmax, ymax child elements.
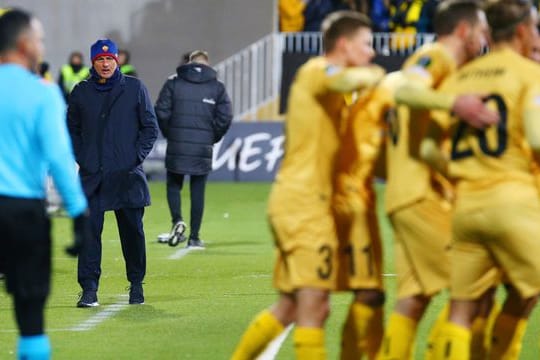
<box><xmin>186</xmin><ymin>238</ymin><xmax>205</xmax><ymax>250</ymax></box>
<box><xmin>77</xmin><ymin>290</ymin><xmax>99</xmax><ymax>308</ymax></box>
<box><xmin>129</xmin><ymin>283</ymin><xmax>145</xmax><ymax>305</ymax></box>
<box><xmin>168</xmin><ymin>221</ymin><xmax>187</xmax><ymax>247</ymax></box>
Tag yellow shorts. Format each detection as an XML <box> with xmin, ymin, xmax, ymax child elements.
<box><xmin>451</xmin><ymin>184</ymin><xmax>540</xmax><ymax>300</ymax></box>
<box><xmin>390</xmin><ymin>195</ymin><xmax>451</xmax><ymax>298</ymax></box>
<box><xmin>271</xmin><ymin>211</ymin><xmax>338</xmax><ymax>293</ymax></box>
<box><xmin>334</xmin><ymin>207</ymin><xmax>383</xmax><ymax>291</ymax></box>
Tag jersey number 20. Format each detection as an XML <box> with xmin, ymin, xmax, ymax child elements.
<box><xmin>451</xmin><ymin>94</ymin><xmax>508</xmax><ymax>160</ymax></box>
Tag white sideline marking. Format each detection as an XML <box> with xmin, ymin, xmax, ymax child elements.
<box><xmin>70</xmin><ymin>295</ymin><xmax>128</xmax><ymax>332</ymax></box>
<box><xmin>168</xmin><ymin>247</ymin><xmax>194</xmax><ymax>260</ymax></box>
<box><xmin>383</xmin><ymin>273</ymin><xmax>396</xmax><ymax>277</ymax></box>
<box><xmin>256</xmin><ymin>324</ymin><xmax>293</xmax><ymax>360</ymax></box>
<box><xmin>0</xmin><ymin>295</ymin><xmax>130</xmax><ymax>333</ymax></box>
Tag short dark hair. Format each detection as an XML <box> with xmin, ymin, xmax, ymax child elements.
<box><xmin>485</xmin><ymin>0</ymin><xmax>533</xmax><ymax>42</ymax></box>
<box><xmin>69</xmin><ymin>51</ymin><xmax>83</xmax><ymax>61</ymax></box>
<box><xmin>321</xmin><ymin>10</ymin><xmax>372</xmax><ymax>53</ymax></box>
<box><xmin>433</xmin><ymin>0</ymin><xmax>482</xmax><ymax>36</ymax></box>
<box><xmin>0</xmin><ymin>8</ymin><xmax>32</xmax><ymax>55</ymax></box>
<box><xmin>119</xmin><ymin>49</ymin><xmax>130</xmax><ymax>62</ymax></box>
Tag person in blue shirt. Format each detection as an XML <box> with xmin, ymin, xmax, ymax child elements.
<box><xmin>0</xmin><ymin>8</ymin><xmax>91</xmax><ymax>360</ymax></box>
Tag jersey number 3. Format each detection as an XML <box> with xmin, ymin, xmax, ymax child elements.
<box><xmin>451</xmin><ymin>94</ymin><xmax>508</xmax><ymax>160</ymax></box>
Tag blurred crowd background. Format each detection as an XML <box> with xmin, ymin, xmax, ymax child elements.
<box><xmin>279</xmin><ymin>0</ymin><xmax>438</xmax><ymax>35</ymax></box>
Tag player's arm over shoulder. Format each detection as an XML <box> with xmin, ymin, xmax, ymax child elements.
<box><xmin>325</xmin><ymin>64</ymin><xmax>385</xmax><ymax>93</ymax></box>
<box><xmin>374</xmin><ymin>71</ymin><xmax>405</xmax><ymax>107</ymax></box>
<box><xmin>394</xmin><ymin>70</ymin><xmax>456</xmax><ymax>111</ymax></box>
<box><xmin>394</xmin><ymin>52</ymin><xmax>457</xmax><ymax>111</ymax></box>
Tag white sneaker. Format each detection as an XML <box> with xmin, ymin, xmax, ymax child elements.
<box><xmin>168</xmin><ymin>221</ymin><xmax>187</xmax><ymax>247</ymax></box>
<box><xmin>157</xmin><ymin>233</ymin><xmax>170</xmax><ymax>243</ymax></box>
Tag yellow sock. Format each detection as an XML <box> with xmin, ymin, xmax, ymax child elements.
<box><xmin>378</xmin><ymin>312</ymin><xmax>417</xmax><ymax>360</ymax></box>
<box><xmin>431</xmin><ymin>322</ymin><xmax>471</xmax><ymax>360</ymax></box>
<box><xmin>230</xmin><ymin>310</ymin><xmax>285</xmax><ymax>360</ymax></box>
<box><xmin>294</xmin><ymin>327</ymin><xmax>326</xmax><ymax>360</ymax></box>
<box><xmin>340</xmin><ymin>302</ymin><xmax>383</xmax><ymax>360</ymax></box>
<box><xmin>489</xmin><ymin>313</ymin><xmax>528</xmax><ymax>360</ymax></box>
<box><xmin>425</xmin><ymin>304</ymin><xmax>449</xmax><ymax>360</ymax></box>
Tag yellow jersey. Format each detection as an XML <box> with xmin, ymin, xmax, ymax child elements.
<box><xmin>334</xmin><ymin>73</ymin><xmax>401</xmax><ymax>215</ymax></box>
<box><xmin>269</xmin><ymin>57</ymin><xmax>379</xmax><ymax>216</ymax></box>
<box><xmin>385</xmin><ymin>43</ymin><xmax>457</xmax><ymax>214</ymax></box>
<box><xmin>433</xmin><ymin>47</ymin><xmax>540</xmax><ymax>195</ymax></box>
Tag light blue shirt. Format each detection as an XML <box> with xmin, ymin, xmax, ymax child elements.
<box><xmin>0</xmin><ymin>64</ymin><xmax>87</xmax><ymax>217</ymax></box>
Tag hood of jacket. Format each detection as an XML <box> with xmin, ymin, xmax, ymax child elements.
<box><xmin>176</xmin><ymin>63</ymin><xmax>216</xmax><ymax>84</ymax></box>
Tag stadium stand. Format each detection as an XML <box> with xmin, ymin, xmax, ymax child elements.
<box><xmin>214</xmin><ymin>31</ymin><xmax>435</xmax><ymax>121</ymax></box>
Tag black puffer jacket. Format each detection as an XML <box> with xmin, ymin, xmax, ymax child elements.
<box><xmin>155</xmin><ymin>63</ymin><xmax>232</xmax><ymax>175</ymax></box>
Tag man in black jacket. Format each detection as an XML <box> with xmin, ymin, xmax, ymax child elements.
<box><xmin>155</xmin><ymin>50</ymin><xmax>232</xmax><ymax>249</ymax></box>
<box><xmin>68</xmin><ymin>39</ymin><xmax>158</xmax><ymax>307</ymax></box>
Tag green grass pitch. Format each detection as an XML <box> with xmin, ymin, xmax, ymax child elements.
<box><xmin>1</xmin><ymin>181</ymin><xmax>540</xmax><ymax>359</ymax></box>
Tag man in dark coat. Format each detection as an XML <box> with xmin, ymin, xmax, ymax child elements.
<box><xmin>155</xmin><ymin>50</ymin><xmax>232</xmax><ymax>249</ymax></box>
<box><xmin>67</xmin><ymin>39</ymin><xmax>158</xmax><ymax>307</ymax></box>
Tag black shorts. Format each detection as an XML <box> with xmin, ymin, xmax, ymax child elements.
<box><xmin>0</xmin><ymin>196</ymin><xmax>51</xmax><ymax>299</ymax></box>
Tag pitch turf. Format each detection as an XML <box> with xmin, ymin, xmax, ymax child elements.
<box><xmin>1</xmin><ymin>182</ymin><xmax>539</xmax><ymax>359</ymax></box>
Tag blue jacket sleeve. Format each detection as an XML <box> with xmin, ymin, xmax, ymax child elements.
<box><xmin>213</xmin><ymin>83</ymin><xmax>233</xmax><ymax>143</ymax></box>
<box><xmin>137</xmin><ymin>82</ymin><xmax>159</xmax><ymax>164</ymax></box>
<box><xmin>38</xmin><ymin>85</ymin><xmax>87</xmax><ymax>217</ymax></box>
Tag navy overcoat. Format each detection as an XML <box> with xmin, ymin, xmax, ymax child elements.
<box><xmin>68</xmin><ymin>74</ymin><xmax>158</xmax><ymax>210</ymax></box>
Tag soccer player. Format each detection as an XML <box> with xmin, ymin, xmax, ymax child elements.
<box><xmin>333</xmin><ymin>71</ymin><xmax>402</xmax><ymax>359</ymax></box>
<box><xmin>380</xmin><ymin>1</ymin><xmax>496</xmax><ymax>359</ymax></box>
<box><xmin>231</xmin><ymin>11</ymin><xmax>384</xmax><ymax>360</ymax></box>
<box><xmin>421</xmin><ymin>0</ymin><xmax>540</xmax><ymax>358</ymax></box>
<box><xmin>0</xmin><ymin>8</ymin><xmax>90</xmax><ymax>360</ymax></box>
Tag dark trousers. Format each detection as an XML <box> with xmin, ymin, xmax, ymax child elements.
<box><xmin>0</xmin><ymin>196</ymin><xmax>50</xmax><ymax>335</ymax></box>
<box><xmin>78</xmin><ymin>195</ymin><xmax>146</xmax><ymax>291</ymax></box>
<box><xmin>166</xmin><ymin>172</ymin><xmax>208</xmax><ymax>240</ymax></box>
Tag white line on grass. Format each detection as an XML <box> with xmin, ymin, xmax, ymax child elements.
<box><xmin>70</xmin><ymin>295</ymin><xmax>129</xmax><ymax>332</ymax></box>
<box><xmin>256</xmin><ymin>324</ymin><xmax>294</xmax><ymax>360</ymax></box>
<box><xmin>0</xmin><ymin>295</ymin><xmax>130</xmax><ymax>333</ymax></box>
<box><xmin>168</xmin><ymin>247</ymin><xmax>194</xmax><ymax>260</ymax></box>
<box><xmin>4</xmin><ymin>245</ymin><xmax>197</xmax><ymax>334</ymax></box>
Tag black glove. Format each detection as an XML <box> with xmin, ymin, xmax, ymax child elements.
<box><xmin>66</xmin><ymin>210</ymin><xmax>92</xmax><ymax>257</ymax></box>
